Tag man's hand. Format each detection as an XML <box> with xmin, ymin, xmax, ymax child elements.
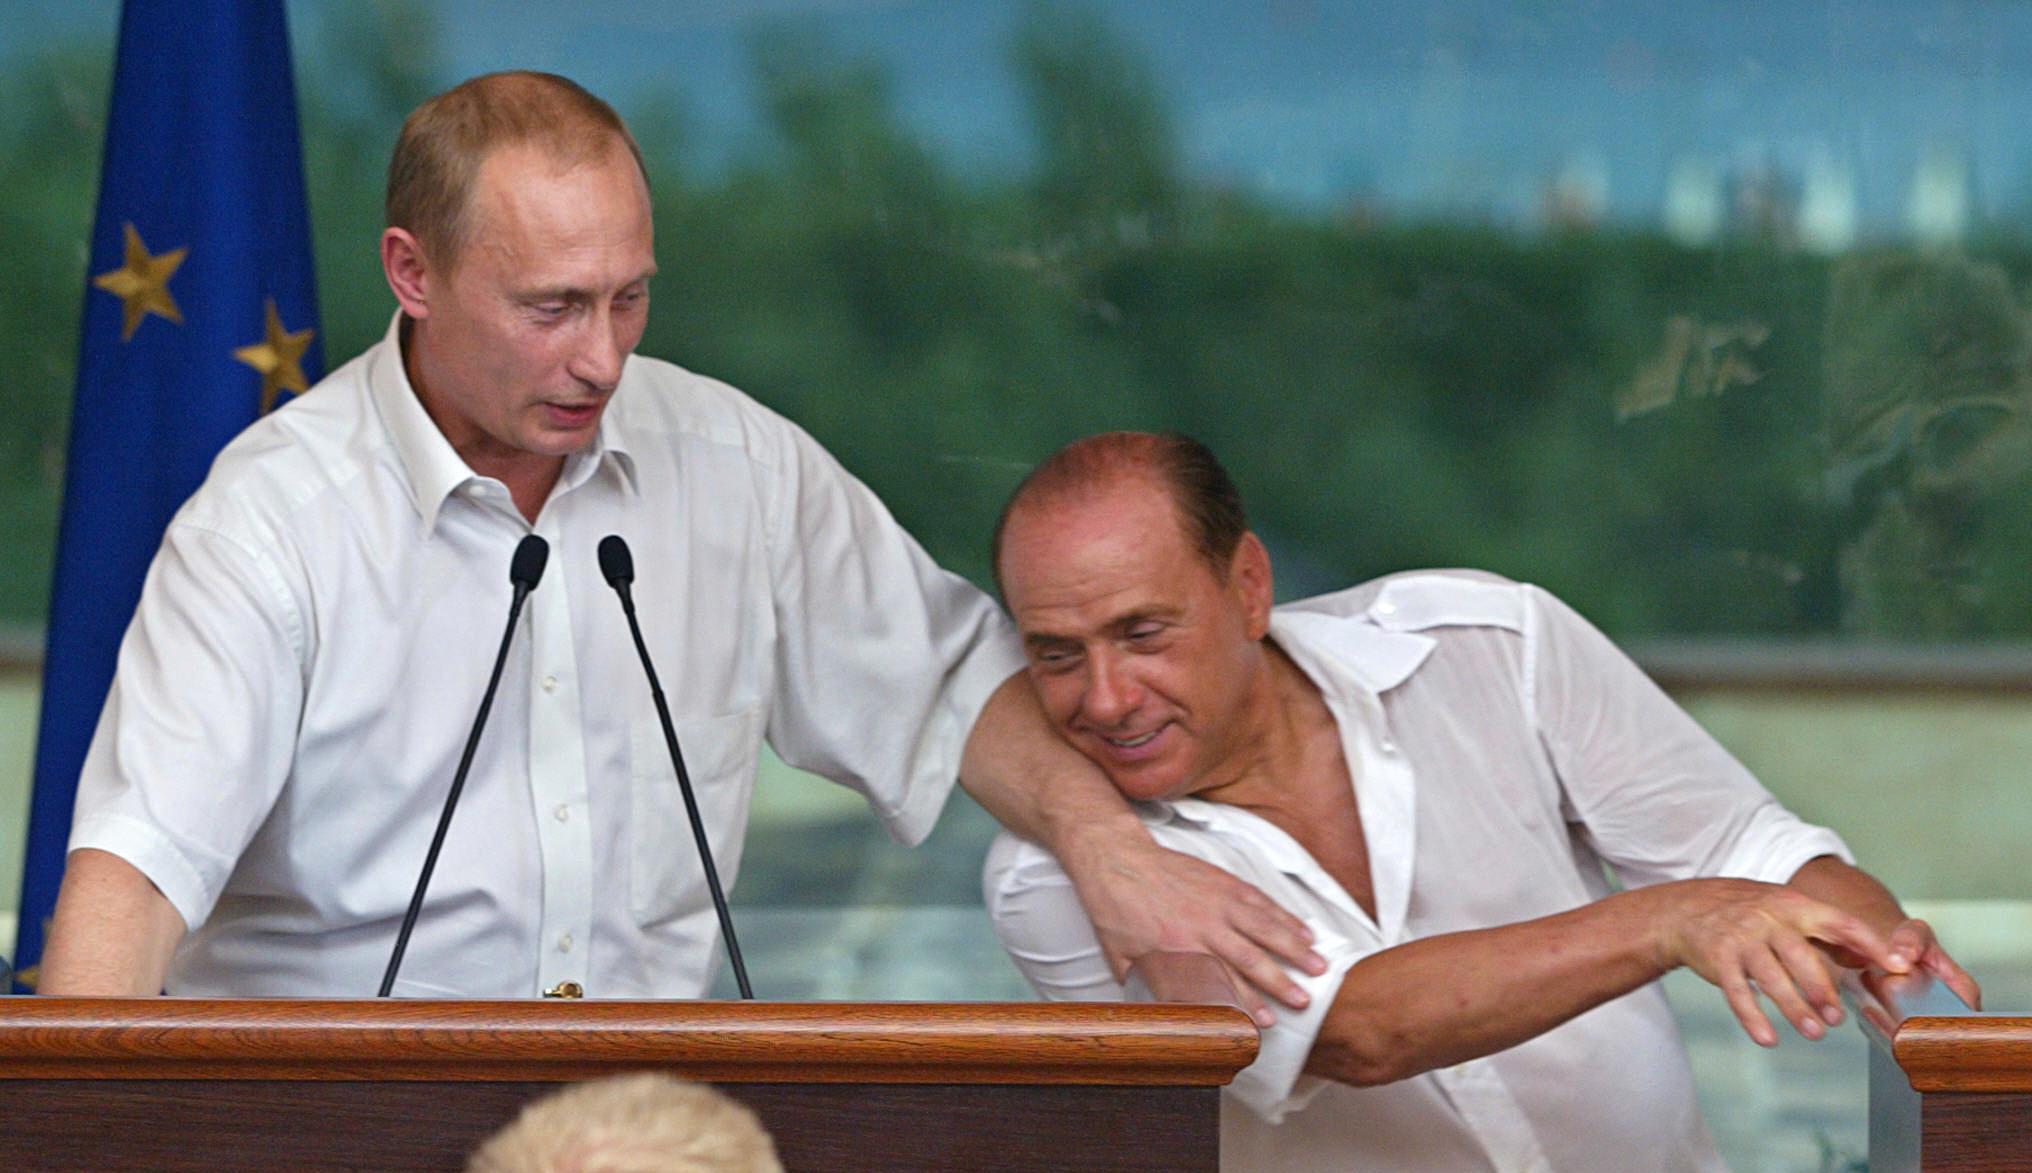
<box><xmin>1822</xmin><ymin>917</ymin><xmax>1982</xmax><ymax>1011</ymax></box>
<box><xmin>1061</xmin><ymin>833</ymin><xmax>1324</xmax><ymax>1027</ymax></box>
<box><xmin>1651</xmin><ymin>878</ymin><xmax>1901</xmax><ymax>1047</ymax></box>
<box><xmin>959</xmin><ymin>674</ymin><xmax>1323</xmax><ymax>1024</ymax></box>
<box><xmin>1784</xmin><ymin>855</ymin><xmax>1982</xmax><ymax>1011</ymax></box>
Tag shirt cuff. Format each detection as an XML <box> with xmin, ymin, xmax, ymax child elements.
<box><xmin>66</xmin><ymin>811</ymin><xmax>213</xmax><ymax>932</ymax></box>
<box><xmin>1713</xmin><ymin>806</ymin><xmax>1855</xmax><ymax>886</ymax></box>
<box><xmin>1225</xmin><ymin>924</ymin><xmax>1367</xmax><ymax>1123</ymax></box>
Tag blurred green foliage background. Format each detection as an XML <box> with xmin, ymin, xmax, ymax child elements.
<box><xmin>7</xmin><ymin>2</ymin><xmax>2032</xmax><ymax>641</ymax></box>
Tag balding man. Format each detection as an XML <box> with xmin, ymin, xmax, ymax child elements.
<box><xmin>38</xmin><ymin>75</ymin><xmax>1314</xmax><ymax>1000</ymax></box>
<box><xmin>984</xmin><ymin>432</ymin><xmax>1978</xmax><ymax>1172</ymax></box>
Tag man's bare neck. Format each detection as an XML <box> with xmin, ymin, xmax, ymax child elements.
<box><xmin>1193</xmin><ymin>641</ymin><xmax>1348</xmax><ymax>817</ymax></box>
<box><xmin>1205</xmin><ymin>640</ymin><xmax>1376</xmax><ymax>918</ymax></box>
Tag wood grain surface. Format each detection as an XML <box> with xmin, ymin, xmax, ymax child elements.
<box><xmin>1</xmin><ymin>1079</ymin><xmax>1220</xmax><ymax>1172</ymax></box>
<box><xmin>1896</xmin><ymin>1019</ymin><xmax>2032</xmax><ymax>1094</ymax></box>
<box><xmin>0</xmin><ymin>997</ymin><xmax>1258</xmax><ymax>1085</ymax></box>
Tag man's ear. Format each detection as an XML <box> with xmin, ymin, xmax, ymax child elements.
<box><xmin>1231</xmin><ymin>532</ymin><xmax>1274</xmax><ymax>640</ymax></box>
<box><xmin>380</xmin><ymin>227</ymin><xmax>434</xmax><ymax>320</ymax></box>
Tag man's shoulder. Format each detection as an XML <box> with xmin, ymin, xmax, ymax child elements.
<box><xmin>1281</xmin><ymin>568</ymin><xmax>1530</xmax><ymax>633</ymax></box>
<box><xmin>172</xmin><ymin>345</ymin><xmax>387</xmax><ymax>544</ymax></box>
<box><xmin>609</xmin><ymin>354</ymin><xmax>810</xmax><ymax>468</ymax></box>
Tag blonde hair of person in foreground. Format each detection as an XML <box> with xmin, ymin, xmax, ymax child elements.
<box><xmin>468</xmin><ymin>1073</ymin><xmax>783</xmax><ymax>1173</ymax></box>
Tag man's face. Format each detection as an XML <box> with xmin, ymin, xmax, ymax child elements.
<box><xmin>999</xmin><ymin>475</ymin><xmax>1270</xmax><ymax>803</ymax></box>
<box><xmin>407</xmin><ymin>141</ymin><xmax>656</xmax><ymax>470</ymax></box>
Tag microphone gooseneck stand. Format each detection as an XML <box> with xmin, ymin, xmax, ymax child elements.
<box><xmin>598</xmin><ymin>533</ymin><xmax>754</xmax><ymax>999</ymax></box>
<box><xmin>379</xmin><ymin>534</ymin><xmax>549</xmax><ymax>998</ymax></box>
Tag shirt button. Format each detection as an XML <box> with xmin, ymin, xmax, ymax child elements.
<box><xmin>463</xmin><ymin>482</ymin><xmax>485</xmax><ymax>497</ymax></box>
<box><xmin>558</xmin><ymin>933</ymin><xmax>574</xmax><ymax>953</ymax></box>
<box><xmin>554</xmin><ymin>804</ymin><xmax>570</xmax><ymax>823</ymax></box>
<box><xmin>1380</xmin><ymin>737</ymin><xmax>1398</xmax><ymax>754</ymax></box>
<box><xmin>1374</xmin><ymin>598</ymin><xmax>1397</xmax><ymax>616</ymax></box>
<box><xmin>542</xmin><ymin>674</ymin><xmax>558</xmax><ymax>693</ymax></box>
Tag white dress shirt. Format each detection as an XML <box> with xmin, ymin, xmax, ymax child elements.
<box><xmin>986</xmin><ymin>571</ymin><xmax>1851</xmax><ymax>1172</ymax></box>
<box><xmin>70</xmin><ymin>315</ymin><xmax>1022</xmax><ymax>998</ymax></box>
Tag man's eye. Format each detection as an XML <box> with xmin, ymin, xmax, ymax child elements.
<box><xmin>1127</xmin><ymin>625</ymin><xmax>1164</xmax><ymax>643</ymax></box>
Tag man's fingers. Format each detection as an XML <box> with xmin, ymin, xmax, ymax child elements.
<box><xmin>1717</xmin><ymin>968</ymin><xmax>1779</xmax><ymax>1048</ymax></box>
<box><xmin>1229</xmin><ymin>899</ymin><xmax>1325</xmax><ymax>976</ymax></box>
<box><xmin>1225</xmin><ymin>969</ymin><xmax>1276</xmax><ymax>1029</ymax></box>
<box><xmin>1208</xmin><ymin>932</ymin><xmax>1312</xmax><ymax>1016</ymax></box>
<box><xmin>1772</xmin><ymin>935</ymin><xmax>1845</xmax><ymax>1029</ymax></box>
<box><xmin>1744</xmin><ymin>947</ymin><xmax>1826</xmax><ymax>1041</ymax></box>
<box><xmin>1921</xmin><ymin>942</ymin><xmax>1984</xmax><ymax>1011</ymax></box>
<box><xmin>1886</xmin><ymin>918</ymin><xmax>1934</xmax><ymax>972</ymax></box>
<box><xmin>1806</xmin><ymin>909</ymin><xmax>1902</xmax><ymax>975</ymax></box>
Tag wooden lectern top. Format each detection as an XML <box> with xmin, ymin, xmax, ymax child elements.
<box><xmin>1848</xmin><ymin>969</ymin><xmax>2029</xmax><ymax>1094</ymax></box>
<box><xmin>0</xmin><ymin>996</ymin><xmax>1258</xmax><ymax>1086</ymax></box>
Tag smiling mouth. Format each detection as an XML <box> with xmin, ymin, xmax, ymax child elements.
<box><xmin>1102</xmin><ymin>729</ymin><xmax>1161</xmax><ymax>749</ymax></box>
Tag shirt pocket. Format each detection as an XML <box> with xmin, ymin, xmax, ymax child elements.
<box><xmin>629</xmin><ymin>705</ymin><xmax>762</xmax><ymax>928</ymax></box>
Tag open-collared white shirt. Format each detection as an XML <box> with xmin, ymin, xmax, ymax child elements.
<box><xmin>987</xmin><ymin>571</ymin><xmax>1850</xmax><ymax>1172</ymax></box>
<box><xmin>71</xmin><ymin>315</ymin><xmax>1021</xmax><ymax>998</ymax></box>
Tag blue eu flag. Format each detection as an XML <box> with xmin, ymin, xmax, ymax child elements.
<box><xmin>11</xmin><ymin>1</ymin><xmax>322</xmax><ymax>990</ymax></box>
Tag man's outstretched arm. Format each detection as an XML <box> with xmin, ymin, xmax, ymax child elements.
<box><xmin>36</xmin><ymin>848</ymin><xmax>185</xmax><ymax>996</ymax></box>
<box><xmin>959</xmin><ymin>674</ymin><xmax>1325</xmax><ymax>1023</ymax></box>
<box><xmin>1306</xmin><ymin>876</ymin><xmax>1909</xmax><ymax>1087</ymax></box>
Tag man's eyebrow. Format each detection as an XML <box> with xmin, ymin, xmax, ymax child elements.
<box><xmin>1106</xmin><ymin>606</ymin><xmax>1175</xmax><ymax>633</ymax></box>
<box><xmin>516</xmin><ymin>270</ymin><xmax>658</xmax><ymax>302</ymax></box>
<box><xmin>1022</xmin><ymin>630</ymin><xmax>1079</xmax><ymax>650</ymax></box>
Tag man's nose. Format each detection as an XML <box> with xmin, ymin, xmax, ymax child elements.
<box><xmin>1081</xmin><ymin>655</ymin><xmax>1143</xmax><ymax>726</ymax></box>
<box><xmin>570</xmin><ymin>308</ymin><xmax>627</xmax><ymax>390</ymax></box>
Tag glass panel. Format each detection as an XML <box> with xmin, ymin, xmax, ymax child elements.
<box><xmin>7</xmin><ymin>4</ymin><xmax>2031</xmax><ymax>1168</ymax></box>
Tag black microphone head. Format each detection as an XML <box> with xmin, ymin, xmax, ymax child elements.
<box><xmin>598</xmin><ymin>534</ymin><xmax>635</xmax><ymax>589</ymax></box>
<box><xmin>510</xmin><ymin>534</ymin><xmax>549</xmax><ymax>591</ymax></box>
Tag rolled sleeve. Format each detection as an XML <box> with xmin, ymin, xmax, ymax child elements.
<box><xmin>1708</xmin><ymin>805</ymin><xmax>1854</xmax><ymax>885</ymax></box>
<box><xmin>983</xmin><ymin>827</ymin><xmax>1369</xmax><ymax>1125</ymax></box>
<box><xmin>1226</xmin><ymin>932</ymin><xmax>1365</xmax><ymax>1123</ymax></box>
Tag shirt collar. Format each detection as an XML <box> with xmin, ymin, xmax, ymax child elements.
<box><xmin>1125</xmin><ymin>608</ymin><xmax>1432</xmax><ymax>830</ymax></box>
<box><xmin>1268</xmin><ymin>606</ymin><xmax>1435</xmax><ymax>697</ymax></box>
<box><xmin>367</xmin><ymin>313</ymin><xmax>641</xmax><ymax>534</ymax></box>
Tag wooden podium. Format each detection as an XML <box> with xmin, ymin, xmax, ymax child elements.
<box><xmin>1851</xmin><ymin>969</ymin><xmax>2032</xmax><ymax>1171</ymax></box>
<box><xmin>0</xmin><ymin>988</ymin><xmax>1257</xmax><ymax>1171</ymax></box>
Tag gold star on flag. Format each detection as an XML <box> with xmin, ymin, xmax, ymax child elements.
<box><xmin>233</xmin><ymin>298</ymin><xmax>316</xmax><ymax>413</ymax></box>
<box><xmin>92</xmin><ymin>222</ymin><xmax>187</xmax><ymax>341</ymax></box>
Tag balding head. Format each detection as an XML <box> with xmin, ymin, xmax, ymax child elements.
<box><xmin>992</xmin><ymin>432</ymin><xmax>1247</xmax><ymax>597</ymax></box>
<box><xmin>387</xmin><ymin>71</ymin><xmax>648</xmax><ymax>270</ymax></box>
<box><xmin>993</xmin><ymin>433</ymin><xmax>1274</xmax><ymax>803</ymax></box>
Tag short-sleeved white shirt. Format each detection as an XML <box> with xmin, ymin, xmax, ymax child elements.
<box><xmin>71</xmin><ymin>315</ymin><xmax>1023</xmax><ymax>998</ymax></box>
<box><xmin>986</xmin><ymin>571</ymin><xmax>1850</xmax><ymax>1172</ymax></box>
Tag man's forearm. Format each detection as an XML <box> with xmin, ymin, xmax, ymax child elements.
<box><xmin>1307</xmin><ymin>870</ymin><xmax>1905</xmax><ymax>1084</ymax></box>
<box><xmin>958</xmin><ymin>673</ymin><xmax>1144</xmax><ymax>858</ymax></box>
<box><xmin>1308</xmin><ymin>883</ymin><xmax>1675</xmax><ymax>1086</ymax></box>
<box><xmin>36</xmin><ymin>848</ymin><xmax>185</xmax><ymax>995</ymax></box>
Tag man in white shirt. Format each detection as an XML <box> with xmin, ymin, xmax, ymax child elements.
<box><xmin>36</xmin><ymin>74</ymin><xmax>1322</xmax><ymax>1001</ymax></box>
<box><xmin>984</xmin><ymin>431</ymin><xmax>1981</xmax><ymax>1171</ymax></box>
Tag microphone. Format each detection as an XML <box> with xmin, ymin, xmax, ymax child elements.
<box><xmin>379</xmin><ymin>534</ymin><xmax>549</xmax><ymax>997</ymax></box>
<box><xmin>598</xmin><ymin>534</ymin><xmax>754</xmax><ymax>999</ymax></box>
